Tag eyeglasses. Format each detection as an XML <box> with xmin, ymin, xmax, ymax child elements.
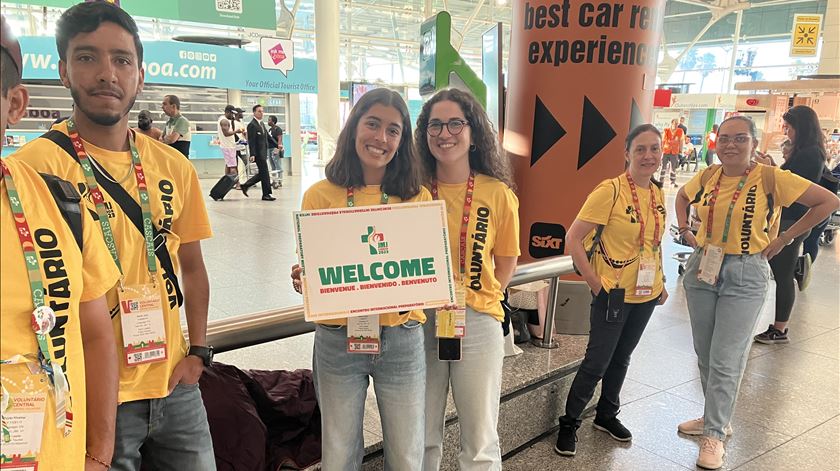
<box><xmin>717</xmin><ymin>135</ymin><xmax>752</xmax><ymax>145</ymax></box>
<box><xmin>427</xmin><ymin>119</ymin><xmax>469</xmax><ymax>137</ymax></box>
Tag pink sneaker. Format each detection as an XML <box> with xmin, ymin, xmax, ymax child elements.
<box><xmin>677</xmin><ymin>417</ymin><xmax>733</xmax><ymax>436</ymax></box>
<box><xmin>696</xmin><ymin>436</ymin><xmax>725</xmax><ymax>469</ymax></box>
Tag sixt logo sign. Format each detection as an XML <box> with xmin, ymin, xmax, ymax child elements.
<box><xmin>361</xmin><ymin>226</ymin><xmax>389</xmax><ymax>255</ymax></box>
<box><xmin>529</xmin><ymin>222</ymin><xmax>566</xmax><ymax>258</ymax></box>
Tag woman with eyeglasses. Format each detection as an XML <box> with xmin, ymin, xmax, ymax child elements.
<box><xmin>674</xmin><ymin>116</ymin><xmax>839</xmax><ymax>470</ymax></box>
<box><xmin>753</xmin><ymin>105</ymin><xmax>831</xmax><ymax>345</ymax></box>
<box><xmin>554</xmin><ymin>124</ymin><xmax>668</xmax><ymax>458</ymax></box>
<box><xmin>414</xmin><ymin>88</ymin><xmax>519</xmax><ymax>471</ymax></box>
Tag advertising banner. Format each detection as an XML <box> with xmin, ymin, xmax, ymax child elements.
<box><xmin>12</xmin><ymin>0</ymin><xmax>277</xmax><ymax>34</ymax></box>
<box><xmin>295</xmin><ymin>201</ymin><xmax>456</xmax><ymax>322</ymax></box>
<box><xmin>504</xmin><ymin>0</ymin><xmax>664</xmax><ymax>263</ymax></box>
<box><xmin>18</xmin><ymin>36</ymin><xmax>317</xmax><ymax>94</ymax></box>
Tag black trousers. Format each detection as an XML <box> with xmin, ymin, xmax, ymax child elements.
<box><xmin>242</xmin><ymin>155</ymin><xmax>271</xmax><ymax>197</ymax></box>
<box><xmin>769</xmin><ymin>219</ymin><xmax>809</xmax><ymax>323</ymax></box>
<box><xmin>562</xmin><ymin>291</ymin><xmax>658</xmax><ymax>422</ymax></box>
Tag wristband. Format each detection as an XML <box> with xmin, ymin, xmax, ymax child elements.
<box><xmin>678</xmin><ymin>226</ymin><xmax>691</xmax><ymax>235</ymax></box>
<box><xmin>86</xmin><ymin>451</ymin><xmax>111</xmax><ymax>469</ymax></box>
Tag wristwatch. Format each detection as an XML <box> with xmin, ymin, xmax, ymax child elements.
<box><xmin>187</xmin><ymin>345</ymin><xmax>214</xmax><ymax>367</ymax></box>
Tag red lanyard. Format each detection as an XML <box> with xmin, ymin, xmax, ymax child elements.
<box><xmin>431</xmin><ymin>171</ymin><xmax>475</xmax><ymax>277</ymax></box>
<box><xmin>705</xmin><ymin>165</ymin><xmax>752</xmax><ymax>244</ymax></box>
<box><xmin>625</xmin><ymin>173</ymin><xmax>661</xmax><ymax>253</ymax></box>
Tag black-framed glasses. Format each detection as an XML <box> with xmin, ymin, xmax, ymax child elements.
<box><xmin>717</xmin><ymin>135</ymin><xmax>751</xmax><ymax>145</ymax></box>
<box><xmin>427</xmin><ymin>119</ymin><xmax>469</xmax><ymax>137</ymax></box>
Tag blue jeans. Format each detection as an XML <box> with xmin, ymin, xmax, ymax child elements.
<box><xmin>112</xmin><ymin>383</ymin><xmax>216</xmax><ymax>471</ymax></box>
<box><xmin>423</xmin><ymin>308</ymin><xmax>504</xmax><ymax>471</ymax></box>
<box><xmin>313</xmin><ymin>321</ymin><xmax>426</xmax><ymax>471</ymax></box>
<box><xmin>683</xmin><ymin>249</ymin><xmax>770</xmax><ymax>440</ymax></box>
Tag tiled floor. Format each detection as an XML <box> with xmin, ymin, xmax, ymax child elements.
<box><xmin>203</xmin><ymin>165</ymin><xmax>839</xmax><ymax>470</ymax></box>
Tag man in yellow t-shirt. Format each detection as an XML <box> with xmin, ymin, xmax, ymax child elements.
<box><xmin>2</xmin><ymin>15</ymin><xmax>120</xmax><ymax>471</ymax></box>
<box><xmin>10</xmin><ymin>4</ymin><xmax>215</xmax><ymax>470</ymax></box>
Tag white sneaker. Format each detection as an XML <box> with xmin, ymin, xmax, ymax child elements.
<box><xmin>677</xmin><ymin>417</ymin><xmax>733</xmax><ymax>436</ymax></box>
<box><xmin>697</xmin><ymin>436</ymin><xmax>725</xmax><ymax>470</ymax></box>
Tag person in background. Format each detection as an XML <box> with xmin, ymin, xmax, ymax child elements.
<box><xmin>554</xmin><ymin>124</ymin><xmax>668</xmax><ymax>457</ymax></box>
<box><xmin>661</xmin><ymin>119</ymin><xmax>684</xmax><ymax>188</ymax></box>
<box><xmin>414</xmin><ymin>88</ymin><xmax>520</xmax><ymax>471</ymax></box>
<box><xmin>10</xmin><ymin>4</ymin><xmax>216</xmax><ymax>469</ymax></box>
<box><xmin>1</xmin><ymin>14</ymin><xmax>120</xmax><ymax>471</ymax></box>
<box><xmin>217</xmin><ymin>105</ymin><xmax>243</xmax><ymax>181</ymax></box>
<box><xmin>133</xmin><ymin>110</ymin><xmax>162</xmax><ymax>140</ymax></box>
<box><xmin>267</xmin><ymin>114</ymin><xmax>284</xmax><ymax>185</ymax></box>
<box><xmin>753</xmin><ymin>106</ymin><xmax>829</xmax><ymax>345</ymax></box>
<box><xmin>705</xmin><ymin>124</ymin><xmax>718</xmax><ymax>166</ymax></box>
<box><xmin>289</xmin><ymin>88</ymin><xmax>430</xmax><ymax>470</ymax></box>
<box><xmin>160</xmin><ymin>94</ymin><xmax>191</xmax><ymax>157</ymax></box>
<box><xmin>675</xmin><ymin>115</ymin><xmax>839</xmax><ymax>470</ymax></box>
<box><xmin>241</xmin><ymin>104</ymin><xmax>274</xmax><ymax>201</ymax></box>
<box><xmin>678</xmin><ymin>116</ymin><xmax>688</xmax><ymax>136</ymax></box>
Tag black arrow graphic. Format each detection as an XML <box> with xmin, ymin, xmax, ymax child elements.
<box><xmin>578</xmin><ymin>96</ymin><xmax>616</xmax><ymax>170</ymax></box>
<box><xmin>531</xmin><ymin>95</ymin><xmax>566</xmax><ymax>167</ymax></box>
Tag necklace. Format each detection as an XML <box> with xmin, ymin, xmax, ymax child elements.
<box><xmin>88</xmin><ymin>153</ymin><xmax>134</xmax><ymax>185</ymax></box>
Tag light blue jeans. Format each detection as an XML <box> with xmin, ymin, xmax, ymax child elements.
<box><xmin>112</xmin><ymin>383</ymin><xmax>216</xmax><ymax>471</ymax></box>
<box><xmin>313</xmin><ymin>321</ymin><xmax>426</xmax><ymax>471</ymax></box>
<box><xmin>423</xmin><ymin>308</ymin><xmax>504</xmax><ymax>471</ymax></box>
<box><xmin>683</xmin><ymin>248</ymin><xmax>770</xmax><ymax>440</ymax></box>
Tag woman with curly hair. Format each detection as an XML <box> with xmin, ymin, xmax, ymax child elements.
<box><xmin>414</xmin><ymin>88</ymin><xmax>519</xmax><ymax>470</ymax></box>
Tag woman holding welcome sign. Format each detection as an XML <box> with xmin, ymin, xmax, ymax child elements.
<box><xmin>414</xmin><ymin>88</ymin><xmax>519</xmax><ymax>471</ymax></box>
<box><xmin>290</xmin><ymin>88</ymin><xmax>431</xmax><ymax>470</ymax></box>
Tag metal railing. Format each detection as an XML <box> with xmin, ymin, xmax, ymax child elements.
<box><xmin>201</xmin><ymin>256</ymin><xmax>576</xmax><ymax>353</ymax></box>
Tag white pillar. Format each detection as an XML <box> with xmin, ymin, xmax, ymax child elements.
<box><xmin>726</xmin><ymin>10</ymin><xmax>743</xmax><ymax>93</ymax></box>
<box><xmin>818</xmin><ymin>0</ymin><xmax>839</xmax><ymax>74</ymax></box>
<box><xmin>289</xmin><ymin>93</ymin><xmax>303</xmax><ymax>176</ymax></box>
<box><xmin>228</xmin><ymin>89</ymin><xmax>242</xmax><ymax>108</ymax></box>
<box><xmin>315</xmin><ymin>0</ymin><xmax>340</xmax><ymax>164</ymax></box>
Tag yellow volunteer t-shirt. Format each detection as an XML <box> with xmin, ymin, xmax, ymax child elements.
<box><xmin>301</xmin><ymin>179</ymin><xmax>432</xmax><ymax>326</ymax></box>
<box><xmin>577</xmin><ymin>176</ymin><xmax>666</xmax><ymax>304</ymax></box>
<box><xmin>683</xmin><ymin>164</ymin><xmax>811</xmax><ymax>254</ymax></box>
<box><xmin>1</xmin><ymin>159</ymin><xmax>120</xmax><ymax>470</ymax></box>
<box><xmin>10</xmin><ymin>122</ymin><xmax>213</xmax><ymax>402</ymax></box>
<box><xmin>432</xmin><ymin>173</ymin><xmax>520</xmax><ymax>321</ymax></box>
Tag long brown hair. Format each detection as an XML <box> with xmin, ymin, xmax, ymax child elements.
<box><xmin>414</xmin><ymin>88</ymin><xmax>514</xmax><ymax>188</ymax></box>
<box><xmin>326</xmin><ymin>88</ymin><xmax>422</xmax><ymax>199</ymax></box>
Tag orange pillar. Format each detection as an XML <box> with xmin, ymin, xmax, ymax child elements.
<box><xmin>504</xmin><ymin>0</ymin><xmax>665</xmax><ymax>262</ymax></box>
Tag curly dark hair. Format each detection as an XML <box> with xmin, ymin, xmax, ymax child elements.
<box><xmin>414</xmin><ymin>88</ymin><xmax>514</xmax><ymax>188</ymax></box>
<box><xmin>326</xmin><ymin>88</ymin><xmax>422</xmax><ymax>200</ymax></box>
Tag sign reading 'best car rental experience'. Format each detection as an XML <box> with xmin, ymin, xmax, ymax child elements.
<box><xmin>294</xmin><ymin>201</ymin><xmax>456</xmax><ymax>322</ymax></box>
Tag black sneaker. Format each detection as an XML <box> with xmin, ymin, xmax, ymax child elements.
<box><xmin>593</xmin><ymin>416</ymin><xmax>632</xmax><ymax>442</ymax></box>
<box><xmin>554</xmin><ymin>420</ymin><xmax>579</xmax><ymax>456</ymax></box>
<box><xmin>754</xmin><ymin>325</ymin><xmax>790</xmax><ymax>344</ymax></box>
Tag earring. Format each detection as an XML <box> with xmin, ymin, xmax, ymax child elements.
<box><xmin>469</xmin><ymin>143</ymin><xmax>476</xmax><ymax>152</ymax></box>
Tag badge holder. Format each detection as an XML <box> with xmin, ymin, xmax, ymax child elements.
<box><xmin>634</xmin><ymin>255</ymin><xmax>657</xmax><ymax>297</ymax></box>
<box><xmin>118</xmin><ymin>278</ymin><xmax>168</xmax><ymax>366</ymax></box>
<box><xmin>437</xmin><ymin>285</ymin><xmax>466</xmax><ymax>361</ymax></box>
<box><xmin>347</xmin><ymin>315</ymin><xmax>380</xmax><ymax>354</ymax></box>
<box><xmin>698</xmin><ymin>245</ymin><xmax>724</xmax><ymax>285</ymax></box>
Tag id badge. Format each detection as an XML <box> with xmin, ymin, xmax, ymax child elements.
<box><xmin>634</xmin><ymin>256</ymin><xmax>656</xmax><ymax>297</ymax></box>
<box><xmin>347</xmin><ymin>315</ymin><xmax>380</xmax><ymax>354</ymax></box>
<box><xmin>436</xmin><ymin>285</ymin><xmax>466</xmax><ymax>339</ymax></box>
<box><xmin>0</xmin><ymin>393</ymin><xmax>47</xmax><ymax>469</ymax></box>
<box><xmin>118</xmin><ymin>283</ymin><xmax>168</xmax><ymax>366</ymax></box>
<box><xmin>698</xmin><ymin>245</ymin><xmax>724</xmax><ymax>285</ymax></box>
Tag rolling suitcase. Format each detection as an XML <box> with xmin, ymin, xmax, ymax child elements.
<box><xmin>210</xmin><ymin>174</ymin><xmax>236</xmax><ymax>201</ymax></box>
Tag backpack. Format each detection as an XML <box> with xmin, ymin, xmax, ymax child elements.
<box><xmin>818</xmin><ymin>166</ymin><xmax>839</xmax><ymax>194</ymax></box>
<box><xmin>574</xmin><ymin>178</ymin><xmax>620</xmax><ymax>275</ymax></box>
<box><xmin>688</xmin><ymin>164</ymin><xmax>779</xmax><ymax>239</ymax></box>
<box><xmin>40</xmin><ymin>173</ymin><xmax>83</xmax><ymax>251</ymax></box>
